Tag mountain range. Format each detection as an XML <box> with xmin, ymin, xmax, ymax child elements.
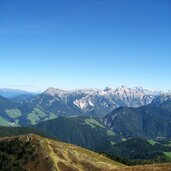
<box><xmin>34</xmin><ymin>86</ymin><xmax>157</xmax><ymax>117</ymax></box>
<box><xmin>1</xmin><ymin>86</ymin><xmax>171</xmax><ymax>169</ymax></box>
<box><xmin>104</xmin><ymin>97</ymin><xmax>171</xmax><ymax>139</ymax></box>
<box><xmin>0</xmin><ymin>86</ymin><xmax>170</xmax><ymax>127</ymax></box>
<box><xmin>0</xmin><ymin>88</ymin><xmax>37</xmax><ymax>98</ymax></box>
<box><xmin>30</xmin><ymin>86</ymin><xmax>171</xmax><ymax>118</ymax></box>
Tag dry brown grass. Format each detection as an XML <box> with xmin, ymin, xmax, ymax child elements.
<box><xmin>113</xmin><ymin>163</ymin><xmax>171</xmax><ymax>171</ymax></box>
<box><xmin>0</xmin><ymin>134</ymin><xmax>124</xmax><ymax>171</ymax></box>
<box><xmin>1</xmin><ymin>134</ymin><xmax>171</xmax><ymax>171</ymax></box>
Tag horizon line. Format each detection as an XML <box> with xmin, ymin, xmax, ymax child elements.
<box><xmin>0</xmin><ymin>85</ymin><xmax>170</xmax><ymax>93</ymax></box>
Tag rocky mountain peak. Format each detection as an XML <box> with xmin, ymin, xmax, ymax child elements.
<box><xmin>44</xmin><ymin>87</ymin><xmax>67</xmax><ymax>97</ymax></box>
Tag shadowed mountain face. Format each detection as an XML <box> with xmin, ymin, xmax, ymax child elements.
<box><xmin>152</xmin><ymin>95</ymin><xmax>171</xmax><ymax>112</ymax></box>
<box><xmin>0</xmin><ymin>95</ymin><xmax>17</xmax><ymax>111</ymax></box>
<box><xmin>151</xmin><ymin>94</ymin><xmax>171</xmax><ymax>106</ymax></box>
<box><xmin>0</xmin><ymin>126</ymin><xmax>45</xmax><ymax>137</ymax></box>
<box><xmin>0</xmin><ymin>134</ymin><xmax>124</xmax><ymax>171</ymax></box>
<box><xmin>34</xmin><ymin>116</ymin><xmax>120</xmax><ymax>152</ymax></box>
<box><xmin>105</xmin><ymin>137</ymin><xmax>171</xmax><ymax>165</ymax></box>
<box><xmin>104</xmin><ymin>100</ymin><xmax>171</xmax><ymax>139</ymax></box>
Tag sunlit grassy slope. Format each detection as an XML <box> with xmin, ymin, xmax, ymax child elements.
<box><xmin>0</xmin><ymin>134</ymin><xmax>124</xmax><ymax>171</ymax></box>
<box><xmin>1</xmin><ymin>134</ymin><xmax>171</xmax><ymax>171</ymax></box>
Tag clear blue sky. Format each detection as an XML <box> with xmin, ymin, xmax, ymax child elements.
<box><xmin>0</xmin><ymin>0</ymin><xmax>171</xmax><ymax>91</ymax></box>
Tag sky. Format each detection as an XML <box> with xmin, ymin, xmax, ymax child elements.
<box><xmin>0</xmin><ymin>0</ymin><xmax>171</xmax><ymax>92</ymax></box>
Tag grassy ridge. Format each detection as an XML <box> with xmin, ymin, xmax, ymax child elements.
<box><xmin>0</xmin><ymin>134</ymin><xmax>125</xmax><ymax>171</ymax></box>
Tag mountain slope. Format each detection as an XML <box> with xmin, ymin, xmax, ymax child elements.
<box><xmin>0</xmin><ymin>134</ymin><xmax>124</xmax><ymax>171</ymax></box>
<box><xmin>0</xmin><ymin>134</ymin><xmax>171</xmax><ymax>171</ymax></box>
<box><xmin>115</xmin><ymin>163</ymin><xmax>171</xmax><ymax>171</ymax></box>
<box><xmin>0</xmin><ymin>95</ymin><xmax>57</xmax><ymax>126</ymax></box>
<box><xmin>12</xmin><ymin>94</ymin><xmax>36</xmax><ymax>102</ymax></box>
<box><xmin>152</xmin><ymin>94</ymin><xmax>171</xmax><ymax>112</ymax></box>
<box><xmin>34</xmin><ymin>116</ymin><xmax>120</xmax><ymax>152</ymax></box>
<box><xmin>152</xmin><ymin>94</ymin><xmax>171</xmax><ymax>105</ymax></box>
<box><xmin>0</xmin><ymin>95</ymin><xmax>17</xmax><ymax>109</ymax></box>
<box><xmin>0</xmin><ymin>125</ymin><xmax>171</xmax><ymax>167</ymax></box>
<box><xmin>104</xmin><ymin>100</ymin><xmax>171</xmax><ymax>138</ymax></box>
<box><xmin>32</xmin><ymin>116</ymin><xmax>171</xmax><ymax>165</ymax></box>
<box><xmin>0</xmin><ymin>126</ymin><xmax>44</xmax><ymax>137</ymax></box>
<box><xmin>105</xmin><ymin>137</ymin><xmax>171</xmax><ymax>165</ymax></box>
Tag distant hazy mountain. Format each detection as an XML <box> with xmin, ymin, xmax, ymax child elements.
<box><xmin>0</xmin><ymin>88</ymin><xmax>37</xmax><ymax>98</ymax></box>
<box><xmin>30</xmin><ymin>86</ymin><xmax>159</xmax><ymax>117</ymax></box>
<box><xmin>11</xmin><ymin>93</ymin><xmax>36</xmax><ymax>102</ymax></box>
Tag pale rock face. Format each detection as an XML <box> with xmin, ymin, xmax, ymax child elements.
<box><xmin>32</xmin><ymin>86</ymin><xmax>166</xmax><ymax>117</ymax></box>
<box><xmin>44</xmin><ymin>87</ymin><xmax>68</xmax><ymax>97</ymax></box>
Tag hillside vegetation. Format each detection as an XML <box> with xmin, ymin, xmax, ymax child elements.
<box><xmin>0</xmin><ymin>134</ymin><xmax>171</xmax><ymax>171</ymax></box>
<box><xmin>0</xmin><ymin>134</ymin><xmax>124</xmax><ymax>171</ymax></box>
